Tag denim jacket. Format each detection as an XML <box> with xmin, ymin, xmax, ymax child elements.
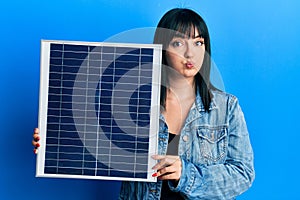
<box><xmin>119</xmin><ymin>90</ymin><xmax>255</xmax><ymax>200</ymax></box>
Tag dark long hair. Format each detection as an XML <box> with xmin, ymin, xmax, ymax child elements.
<box><xmin>154</xmin><ymin>8</ymin><xmax>214</xmax><ymax>112</ymax></box>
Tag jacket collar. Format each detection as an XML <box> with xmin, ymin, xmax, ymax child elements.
<box><xmin>194</xmin><ymin>91</ymin><xmax>217</xmax><ymax>112</ymax></box>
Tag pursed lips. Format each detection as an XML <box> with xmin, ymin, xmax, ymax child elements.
<box><xmin>183</xmin><ymin>60</ymin><xmax>194</xmax><ymax>69</ymax></box>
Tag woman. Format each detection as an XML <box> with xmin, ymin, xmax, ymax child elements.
<box><xmin>33</xmin><ymin>8</ymin><xmax>254</xmax><ymax>200</ymax></box>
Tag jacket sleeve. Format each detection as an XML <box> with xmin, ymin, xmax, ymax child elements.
<box><xmin>168</xmin><ymin>97</ymin><xmax>255</xmax><ymax>199</ymax></box>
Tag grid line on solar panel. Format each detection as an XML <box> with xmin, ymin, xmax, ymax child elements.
<box><xmin>45</xmin><ymin>147</ymin><xmax>152</xmax><ymax>155</ymax></box>
<box><xmin>57</xmin><ymin>87</ymin><xmax>153</xmax><ymax>93</ymax></box>
<box><xmin>45</xmin><ymin>131</ymin><xmax>150</xmax><ymax>139</ymax></box>
<box><xmin>50</xmin><ymin>50</ymin><xmax>153</xmax><ymax>58</ymax></box>
<box><xmin>46</xmin><ymin>153</ymin><xmax>147</xmax><ymax>166</ymax></box>
<box><xmin>44</xmin><ymin>165</ymin><xmax>148</xmax><ymax>173</ymax></box>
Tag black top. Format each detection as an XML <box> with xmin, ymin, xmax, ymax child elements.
<box><xmin>160</xmin><ymin>133</ymin><xmax>184</xmax><ymax>200</ymax></box>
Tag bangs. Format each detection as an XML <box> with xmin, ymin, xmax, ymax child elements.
<box><xmin>167</xmin><ymin>8</ymin><xmax>207</xmax><ymax>40</ymax></box>
<box><xmin>154</xmin><ymin>8</ymin><xmax>209</xmax><ymax>47</ymax></box>
<box><xmin>172</xmin><ymin>21</ymin><xmax>203</xmax><ymax>39</ymax></box>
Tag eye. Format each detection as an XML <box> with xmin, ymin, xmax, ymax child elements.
<box><xmin>171</xmin><ymin>40</ymin><xmax>183</xmax><ymax>47</ymax></box>
<box><xmin>195</xmin><ymin>40</ymin><xmax>204</xmax><ymax>46</ymax></box>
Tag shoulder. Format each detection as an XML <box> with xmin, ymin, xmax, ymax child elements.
<box><xmin>211</xmin><ymin>89</ymin><xmax>238</xmax><ymax>107</ymax></box>
<box><xmin>195</xmin><ymin>89</ymin><xmax>240</xmax><ymax>112</ymax></box>
<box><xmin>210</xmin><ymin>90</ymin><xmax>247</xmax><ymax>121</ymax></box>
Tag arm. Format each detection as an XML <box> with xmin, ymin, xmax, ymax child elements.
<box><xmin>169</xmin><ymin>97</ymin><xmax>255</xmax><ymax>199</ymax></box>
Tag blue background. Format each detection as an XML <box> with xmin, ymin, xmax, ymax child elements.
<box><xmin>1</xmin><ymin>0</ymin><xmax>299</xmax><ymax>199</ymax></box>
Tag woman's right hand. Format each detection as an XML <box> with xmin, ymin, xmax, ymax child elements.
<box><xmin>32</xmin><ymin>128</ymin><xmax>40</xmax><ymax>154</ymax></box>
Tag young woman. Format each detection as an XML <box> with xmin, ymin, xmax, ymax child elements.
<box><xmin>33</xmin><ymin>8</ymin><xmax>254</xmax><ymax>200</ymax></box>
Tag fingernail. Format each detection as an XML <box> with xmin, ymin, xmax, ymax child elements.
<box><xmin>152</xmin><ymin>173</ymin><xmax>158</xmax><ymax>177</ymax></box>
<box><xmin>36</xmin><ymin>136</ymin><xmax>40</xmax><ymax>141</ymax></box>
<box><xmin>36</xmin><ymin>143</ymin><xmax>40</xmax><ymax>148</ymax></box>
<box><xmin>33</xmin><ymin>149</ymin><xmax>38</xmax><ymax>154</ymax></box>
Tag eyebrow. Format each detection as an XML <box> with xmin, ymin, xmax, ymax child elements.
<box><xmin>193</xmin><ymin>35</ymin><xmax>203</xmax><ymax>39</ymax></box>
<box><xmin>173</xmin><ymin>33</ymin><xmax>203</xmax><ymax>39</ymax></box>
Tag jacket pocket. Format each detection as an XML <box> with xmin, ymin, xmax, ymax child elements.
<box><xmin>197</xmin><ymin>126</ymin><xmax>228</xmax><ymax>163</ymax></box>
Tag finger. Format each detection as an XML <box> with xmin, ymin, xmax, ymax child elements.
<box><xmin>157</xmin><ymin>167</ymin><xmax>181</xmax><ymax>181</ymax></box>
<box><xmin>156</xmin><ymin>166</ymin><xmax>174</xmax><ymax>176</ymax></box>
<box><xmin>32</xmin><ymin>143</ymin><xmax>40</xmax><ymax>154</ymax></box>
<box><xmin>152</xmin><ymin>155</ymin><xmax>179</xmax><ymax>170</ymax></box>
<box><xmin>33</xmin><ymin>128</ymin><xmax>40</xmax><ymax>141</ymax></box>
<box><xmin>32</xmin><ymin>140</ymin><xmax>40</xmax><ymax>148</ymax></box>
<box><xmin>33</xmin><ymin>134</ymin><xmax>40</xmax><ymax>142</ymax></box>
<box><xmin>157</xmin><ymin>173</ymin><xmax>174</xmax><ymax>180</ymax></box>
<box><xmin>152</xmin><ymin>159</ymin><xmax>169</xmax><ymax>170</ymax></box>
<box><xmin>158</xmin><ymin>171</ymin><xmax>180</xmax><ymax>181</ymax></box>
<box><xmin>33</xmin><ymin>147</ymin><xmax>39</xmax><ymax>154</ymax></box>
<box><xmin>151</xmin><ymin>155</ymin><xmax>166</xmax><ymax>160</ymax></box>
<box><xmin>152</xmin><ymin>155</ymin><xmax>180</xmax><ymax>163</ymax></box>
<box><xmin>151</xmin><ymin>155</ymin><xmax>166</xmax><ymax>170</ymax></box>
<box><xmin>34</xmin><ymin>128</ymin><xmax>39</xmax><ymax>134</ymax></box>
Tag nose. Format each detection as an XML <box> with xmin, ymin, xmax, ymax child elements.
<box><xmin>184</xmin><ymin>42</ymin><xmax>194</xmax><ymax>58</ymax></box>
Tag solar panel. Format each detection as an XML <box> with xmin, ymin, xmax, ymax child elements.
<box><xmin>36</xmin><ymin>40</ymin><xmax>162</xmax><ymax>182</ymax></box>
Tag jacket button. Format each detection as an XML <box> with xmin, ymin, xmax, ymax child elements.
<box><xmin>182</xmin><ymin>135</ymin><xmax>189</xmax><ymax>142</ymax></box>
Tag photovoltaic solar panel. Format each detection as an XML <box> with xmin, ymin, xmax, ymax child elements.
<box><xmin>36</xmin><ymin>40</ymin><xmax>162</xmax><ymax>182</ymax></box>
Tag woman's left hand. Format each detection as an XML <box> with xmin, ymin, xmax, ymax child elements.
<box><xmin>151</xmin><ymin>155</ymin><xmax>182</xmax><ymax>182</ymax></box>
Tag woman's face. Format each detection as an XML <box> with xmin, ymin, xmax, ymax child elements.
<box><xmin>165</xmin><ymin>28</ymin><xmax>205</xmax><ymax>80</ymax></box>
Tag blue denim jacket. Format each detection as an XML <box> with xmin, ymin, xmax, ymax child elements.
<box><xmin>119</xmin><ymin>90</ymin><xmax>255</xmax><ymax>199</ymax></box>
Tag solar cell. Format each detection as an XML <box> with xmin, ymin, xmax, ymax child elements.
<box><xmin>36</xmin><ymin>40</ymin><xmax>162</xmax><ymax>182</ymax></box>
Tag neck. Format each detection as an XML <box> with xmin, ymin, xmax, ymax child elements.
<box><xmin>167</xmin><ymin>76</ymin><xmax>195</xmax><ymax>101</ymax></box>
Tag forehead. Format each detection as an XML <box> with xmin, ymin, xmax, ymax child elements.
<box><xmin>174</xmin><ymin>28</ymin><xmax>201</xmax><ymax>39</ymax></box>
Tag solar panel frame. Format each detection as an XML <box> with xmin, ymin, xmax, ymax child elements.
<box><xmin>36</xmin><ymin>40</ymin><xmax>162</xmax><ymax>182</ymax></box>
